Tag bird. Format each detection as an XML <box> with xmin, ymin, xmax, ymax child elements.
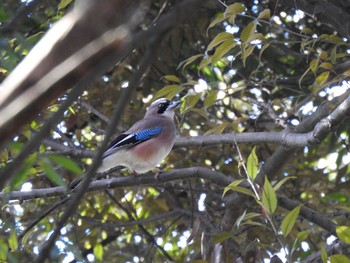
<box><xmin>97</xmin><ymin>98</ymin><xmax>180</xmax><ymax>174</ymax></box>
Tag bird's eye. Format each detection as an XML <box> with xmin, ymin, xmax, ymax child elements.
<box><xmin>156</xmin><ymin>100</ymin><xmax>170</xmax><ymax>114</ymax></box>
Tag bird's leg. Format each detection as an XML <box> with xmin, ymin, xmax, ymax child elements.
<box><xmin>154</xmin><ymin>167</ymin><xmax>162</xmax><ymax>180</ymax></box>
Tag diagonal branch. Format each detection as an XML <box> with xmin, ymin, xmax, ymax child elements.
<box><xmin>0</xmin><ymin>0</ymin><xmax>144</xmax><ymax>145</ymax></box>
<box><xmin>105</xmin><ymin>190</ymin><xmax>173</xmax><ymax>261</ymax></box>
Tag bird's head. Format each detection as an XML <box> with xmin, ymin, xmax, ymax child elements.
<box><xmin>145</xmin><ymin>98</ymin><xmax>180</xmax><ymax>119</ymax></box>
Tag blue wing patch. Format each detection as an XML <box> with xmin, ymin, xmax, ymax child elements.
<box><xmin>102</xmin><ymin>127</ymin><xmax>163</xmax><ymax>159</ymax></box>
<box><xmin>135</xmin><ymin>127</ymin><xmax>163</xmax><ymax>141</ymax></box>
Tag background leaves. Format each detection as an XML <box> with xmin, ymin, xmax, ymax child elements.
<box><xmin>1</xmin><ymin>0</ymin><xmax>350</xmax><ymax>262</ymax></box>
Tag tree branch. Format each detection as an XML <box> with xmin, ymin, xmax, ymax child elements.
<box><xmin>0</xmin><ymin>0</ymin><xmax>144</xmax><ymax>145</ymax></box>
<box><xmin>0</xmin><ymin>168</ymin><xmax>232</xmax><ymax>201</ymax></box>
<box><xmin>104</xmin><ymin>190</ymin><xmax>173</xmax><ymax>261</ymax></box>
<box><xmin>0</xmin><ymin>167</ymin><xmax>338</xmax><ymax>238</ymax></box>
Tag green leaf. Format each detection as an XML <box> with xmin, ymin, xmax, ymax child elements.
<box><xmin>199</xmin><ymin>57</ymin><xmax>212</xmax><ymax>71</ymax></box>
<box><xmin>225</xmin><ymin>2</ymin><xmax>246</xmax><ymax>16</ymax></box>
<box><xmin>204</xmin><ymin>91</ymin><xmax>218</xmax><ymax>108</ymax></box>
<box><xmin>242</xmin><ymin>45</ymin><xmax>255</xmax><ymax>67</ymax></box>
<box><xmin>281</xmin><ymin>205</ymin><xmax>301</xmax><ymax>237</ymax></box>
<box><xmin>273</xmin><ymin>176</ymin><xmax>297</xmax><ymax>192</ymax></box>
<box><xmin>10</xmin><ymin>166</ymin><xmax>31</xmax><ymax>190</ymax></box>
<box><xmin>310</xmin><ymin>59</ymin><xmax>319</xmax><ymax>75</ymax></box>
<box><xmin>337</xmin><ymin>205</ymin><xmax>350</xmax><ymax>212</ymax></box>
<box><xmin>319</xmin><ymin>34</ymin><xmax>345</xmax><ymax>44</ymax></box>
<box><xmin>240</xmin><ymin>22</ymin><xmax>257</xmax><ymax>42</ymax></box>
<box><xmin>203</xmin><ymin>122</ymin><xmax>228</xmax><ymax>135</ymax></box>
<box><xmin>261</xmin><ymin>177</ymin><xmax>277</xmax><ymax>214</ymax></box>
<box><xmin>321</xmin><ymin>248</ymin><xmax>328</xmax><ymax>263</ymax></box>
<box><xmin>235</xmin><ymin>210</ymin><xmax>260</xmax><ymax>228</ymax></box>
<box><xmin>296</xmin><ymin>231</ymin><xmax>310</xmax><ymax>241</ymax></box>
<box><xmin>212</xmin><ymin>232</ymin><xmax>234</xmax><ymax>244</ymax></box>
<box><xmin>330</xmin><ymin>46</ymin><xmax>337</xmax><ymax>64</ymax></box>
<box><xmin>0</xmin><ymin>238</ymin><xmax>8</xmax><ymax>261</ymax></box>
<box><xmin>330</xmin><ymin>254</ymin><xmax>350</xmax><ymax>263</ymax></box>
<box><xmin>48</xmin><ymin>154</ymin><xmax>83</xmax><ymax>174</ymax></box>
<box><xmin>235</xmin><ymin>209</ymin><xmax>247</xmax><ymax>228</ymax></box>
<box><xmin>319</xmin><ymin>51</ymin><xmax>328</xmax><ymax>61</ymax></box>
<box><xmin>301</xmin><ymin>27</ymin><xmax>313</xmax><ymax>35</ymax></box>
<box><xmin>223</xmin><ymin>180</ymin><xmax>255</xmax><ymax>198</ymax></box>
<box><xmin>93</xmin><ymin>243</ymin><xmax>103</xmax><ymax>261</ymax></box>
<box><xmin>240</xmin><ymin>221</ymin><xmax>266</xmax><ymax>228</ymax></box>
<box><xmin>207</xmin><ymin>32</ymin><xmax>233</xmax><ymax>51</ymax></box>
<box><xmin>292</xmin><ymin>230</ymin><xmax>310</xmax><ymax>253</ymax></box>
<box><xmin>0</xmin><ymin>149</ymin><xmax>9</xmax><ymax>164</ymax></box>
<box><xmin>40</xmin><ymin>159</ymin><xmax>66</xmax><ymax>187</ymax></box>
<box><xmin>258</xmin><ymin>9</ymin><xmax>270</xmax><ymax>20</ymax></box>
<box><xmin>247</xmin><ymin>146</ymin><xmax>258</xmax><ymax>181</ymax></box>
<box><xmin>153</xmin><ymin>85</ymin><xmax>183</xmax><ymax>100</ymax></box>
<box><xmin>259</xmin><ymin>43</ymin><xmax>270</xmax><ymax>61</ymax></box>
<box><xmin>212</xmin><ymin>39</ymin><xmax>236</xmax><ymax>64</ymax></box>
<box><xmin>336</xmin><ymin>226</ymin><xmax>350</xmax><ymax>244</ymax></box>
<box><xmin>180</xmin><ymin>54</ymin><xmax>204</xmax><ymax>69</ymax></box>
<box><xmin>315</xmin><ymin>71</ymin><xmax>330</xmax><ymax>86</ymax></box>
<box><xmin>58</xmin><ymin>0</ymin><xmax>73</xmax><ymax>9</ymax></box>
<box><xmin>184</xmin><ymin>93</ymin><xmax>201</xmax><ymax>112</ymax></box>
<box><xmin>299</xmin><ymin>67</ymin><xmax>311</xmax><ymax>89</ymax></box>
<box><xmin>10</xmin><ymin>153</ymin><xmax>37</xmax><ymax>190</ymax></box>
<box><xmin>8</xmin><ymin>231</ymin><xmax>18</xmax><ymax>251</ymax></box>
<box><xmin>319</xmin><ymin>62</ymin><xmax>334</xmax><ymax>71</ymax></box>
<box><xmin>188</xmin><ymin>108</ymin><xmax>208</xmax><ymax>119</ymax></box>
<box><xmin>163</xmin><ymin>75</ymin><xmax>180</xmax><ymax>83</ymax></box>
<box><xmin>208</xmin><ymin>13</ymin><xmax>226</xmax><ymax>29</ymax></box>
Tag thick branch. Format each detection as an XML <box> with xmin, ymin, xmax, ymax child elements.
<box><xmin>0</xmin><ymin>167</ymin><xmax>338</xmax><ymax>237</ymax></box>
<box><xmin>0</xmin><ymin>0</ymin><xmax>143</xmax><ymax>145</ymax></box>
<box><xmin>254</xmin><ymin>93</ymin><xmax>350</xmax><ymax>185</ymax></box>
<box><xmin>0</xmin><ymin>167</ymin><xmax>231</xmax><ymax>201</ymax></box>
<box><xmin>42</xmin><ymin>127</ymin><xmax>344</xmax><ymax>160</ymax></box>
<box><xmin>175</xmin><ymin>131</ymin><xmax>313</xmax><ymax>148</ymax></box>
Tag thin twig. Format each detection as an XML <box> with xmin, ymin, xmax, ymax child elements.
<box><xmin>105</xmin><ymin>190</ymin><xmax>173</xmax><ymax>261</ymax></box>
<box><xmin>19</xmin><ymin>197</ymin><xmax>70</xmax><ymax>242</ymax></box>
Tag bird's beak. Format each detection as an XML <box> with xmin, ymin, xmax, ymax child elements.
<box><xmin>169</xmin><ymin>101</ymin><xmax>180</xmax><ymax>109</ymax></box>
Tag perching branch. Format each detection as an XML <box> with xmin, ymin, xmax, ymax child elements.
<box><xmin>0</xmin><ymin>167</ymin><xmax>338</xmax><ymax>237</ymax></box>
<box><xmin>0</xmin><ymin>167</ymin><xmax>232</xmax><ymax>201</ymax></box>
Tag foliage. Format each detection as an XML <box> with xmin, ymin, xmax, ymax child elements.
<box><xmin>1</xmin><ymin>0</ymin><xmax>350</xmax><ymax>262</ymax></box>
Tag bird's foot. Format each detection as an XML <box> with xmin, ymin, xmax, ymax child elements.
<box><xmin>154</xmin><ymin>167</ymin><xmax>162</xmax><ymax>180</ymax></box>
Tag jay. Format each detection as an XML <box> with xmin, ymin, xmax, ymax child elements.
<box><xmin>98</xmin><ymin>98</ymin><xmax>180</xmax><ymax>174</ymax></box>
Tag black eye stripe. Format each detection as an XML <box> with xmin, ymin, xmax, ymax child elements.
<box><xmin>157</xmin><ymin>100</ymin><xmax>170</xmax><ymax>114</ymax></box>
